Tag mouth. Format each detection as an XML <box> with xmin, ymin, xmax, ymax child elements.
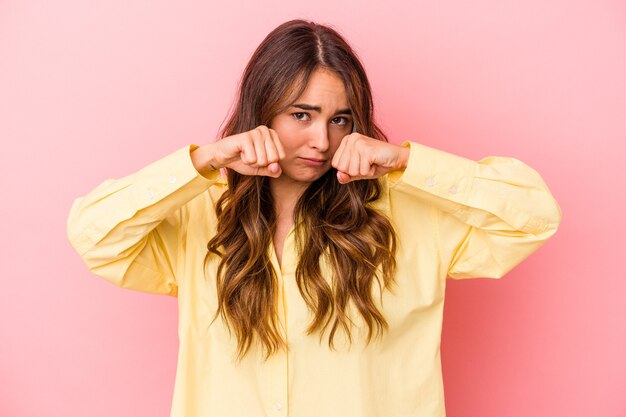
<box><xmin>299</xmin><ymin>157</ymin><xmax>327</xmax><ymax>166</ymax></box>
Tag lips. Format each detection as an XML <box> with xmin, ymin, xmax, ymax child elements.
<box><xmin>299</xmin><ymin>157</ymin><xmax>326</xmax><ymax>167</ymax></box>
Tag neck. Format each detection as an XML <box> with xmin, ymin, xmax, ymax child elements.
<box><xmin>269</xmin><ymin>175</ymin><xmax>308</xmax><ymax>222</ymax></box>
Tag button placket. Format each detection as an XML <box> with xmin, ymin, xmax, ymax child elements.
<box><xmin>266</xmin><ymin>350</ymin><xmax>289</xmax><ymax>416</ymax></box>
<box><xmin>265</xmin><ymin>250</ymin><xmax>289</xmax><ymax>416</ymax></box>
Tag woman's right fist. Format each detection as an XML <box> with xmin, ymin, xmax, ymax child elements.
<box><xmin>203</xmin><ymin>125</ymin><xmax>286</xmax><ymax>177</ymax></box>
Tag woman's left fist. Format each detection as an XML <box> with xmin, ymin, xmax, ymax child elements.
<box><xmin>331</xmin><ymin>133</ymin><xmax>409</xmax><ymax>184</ymax></box>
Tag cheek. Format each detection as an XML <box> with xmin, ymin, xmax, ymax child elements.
<box><xmin>329</xmin><ymin>136</ymin><xmax>344</xmax><ymax>154</ymax></box>
<box><xmin>273</xmin><ymin>127</ymin><xmax>300</xmax><ymax>152</ymax></box>
<box><xmin>270</xmin><ymin>118</ymin><xmax>293</xmax><ymax>144</ymax></box>
<box><xmin>279</xmin><ymin>137</ymin><xmax>300</xmax><ymax>156</ymax></box>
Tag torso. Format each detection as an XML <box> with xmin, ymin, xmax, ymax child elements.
<box><xmin>273</xmin><ymin>220</ymin><xmax>293</xmax><ymax>268</ymax></box>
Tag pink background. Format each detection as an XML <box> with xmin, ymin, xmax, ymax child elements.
<box><xmin>1</xmin><ymin>1</ymin><xmax>624</xmax><ymax>416</ymax></box>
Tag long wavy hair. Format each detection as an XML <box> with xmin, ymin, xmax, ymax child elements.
<box><xmin>204</xmin><ymin>19</ymin><xmax>398</xmax><ymax>362</ymax></box>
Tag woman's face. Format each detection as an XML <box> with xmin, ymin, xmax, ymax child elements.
<box><xmin>269</xmin><ymin>67</ymin><xmax>353</xmax><ymax>185</ymax></box>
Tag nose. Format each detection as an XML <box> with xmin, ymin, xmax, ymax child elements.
<box><xmin>309</xmin><ymin>123</ymin><xmax>330</xmax><ymax>153</ymax></box>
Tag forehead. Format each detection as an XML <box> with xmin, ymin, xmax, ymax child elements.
<box><xmin>295</xmin><ymin>68</ymin><xmax>348</xmax><ymax>106</ymax></box>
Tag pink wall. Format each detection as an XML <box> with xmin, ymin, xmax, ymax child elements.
<box><xmin>1</xmin><ymin>1</ymin><xmax>624</xmax><ymax>416</ymax></box>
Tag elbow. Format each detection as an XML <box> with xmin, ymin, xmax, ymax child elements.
<box><xmin>545</xmin><ymin>196</ymin><xmax>563</xmax><ymax>238</ymax></box>
<box><xmin>66</xmin><ymin>198</ymin><xmax>94</xmax><ymax>257</ymax></box>
<box><xmin>524</xmin><ymin>191</ymin><xmax>563</xmax><ymax>239</ymax></box>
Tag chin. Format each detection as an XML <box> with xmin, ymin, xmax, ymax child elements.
<box><xmin>283</xmin><ymin>168</ymin><xmax>330</xmax><ymax>183</ymax></box>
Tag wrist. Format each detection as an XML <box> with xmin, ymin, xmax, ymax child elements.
<box><xmin>397</xmin><ymin>144</ymin><xmax>410</xmax><ymax>170</ymax></box>
<box><xmin>191</xmin><ymin>144</ymin><xmax>220</xmax><ymax>176</ymax></box>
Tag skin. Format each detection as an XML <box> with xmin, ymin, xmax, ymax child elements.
<box><xmin>267</xmin><ymin>67</ymin><xmax>354</xmax><ymax>219</ymax></box>
<box><xmin>191</xmin><ymin>67</ymin><xmax>410</xmax><ymax>263</ymax></box>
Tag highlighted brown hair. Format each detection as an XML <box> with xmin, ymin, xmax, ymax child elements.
<box><xmin>204</xmin><ymin>19</ymin><xmax>398</xmax><ymax>362</ymax></box>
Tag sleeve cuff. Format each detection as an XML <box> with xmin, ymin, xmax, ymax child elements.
<box><xmin>386</xmin><ymin>140</ymin><xmax>475</xmax><ymax>209</ymax></box>
<box><xmin>130</xmin><ymin>144</ymin><xmax>225</xmax><ymax>212</ymax></box>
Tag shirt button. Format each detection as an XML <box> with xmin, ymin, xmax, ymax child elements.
<box><xmin>168</xmin><ymin>175</ymin><xmax>177</xmax><ymax>184</ymax></box>
<box><xmin>146</xmin><ymin>191</ymin><xmax>155</xmax><ymax>199</ymax></box>
<box><xmin>274</xmin><ymin>402</ymin><xmax>283</xmax><ymax>411</ymax></box>
<box><xmin>449</xmin><ymin>185</ymin><xmax>458</xmax><ymax>194</ymax></box>
<box><xmin>426</xmin><ymin>177</ymin><xmax>435</xmax><ymax>187</ymax></box>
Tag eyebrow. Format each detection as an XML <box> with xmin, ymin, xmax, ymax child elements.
<box><xmin>291</xmin><ymin>103</ymin><xmax>352</xmax><ymax>116</ymax></box>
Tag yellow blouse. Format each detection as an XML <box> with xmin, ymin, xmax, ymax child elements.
<box><xmin>66</xmin><ymin>140</ymin><xmax>562</xmax><ymax>417</ymax></box>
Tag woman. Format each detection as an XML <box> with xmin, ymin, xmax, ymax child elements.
<box><xmin>67</xmin><ymin>19</ymin><xmax>562</xmax><ymax>417</ymax></box>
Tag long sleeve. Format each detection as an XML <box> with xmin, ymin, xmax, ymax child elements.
<box><xmin>386</xmin><ymin>140</ymin><xmax>562</xmax><ymax>279</ymax></box>
<box><xmin>66</xmin><ymin>144</ymin><xmax>224</xmax><ymax>296</ymax></box>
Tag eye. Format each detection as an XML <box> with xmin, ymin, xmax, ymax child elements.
<box><xmin>331</xmin><ymin>117</ymin><xmax>349</xmax><ymax>126</ymax></box>
<box><xmin>291</xmin><ymin>112</ymin><xmax>310</xmax><ymax>121</ymax></box>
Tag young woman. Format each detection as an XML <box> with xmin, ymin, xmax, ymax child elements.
<box><xmin>67</xmin><ymin>19</ymin><xmax>562</xmax><ymax>417</ymax></box>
